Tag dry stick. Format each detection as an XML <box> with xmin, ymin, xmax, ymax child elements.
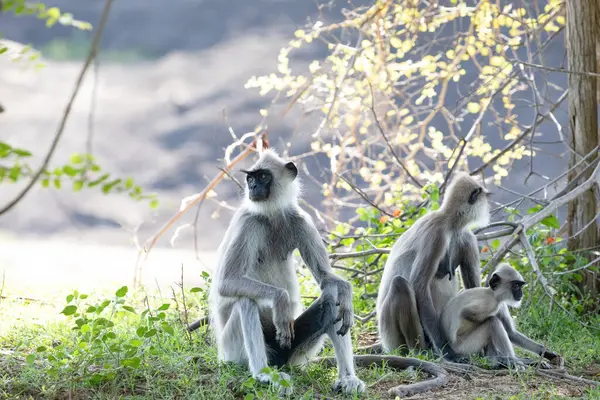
<box><xmin>484</xmin><ymin>160</ymin><xmax>600</xmax><ymax>274</ymax></box>
<box><xmin>519</xmin><ymin>231</ymin><xmax>553</xmax><ymax>297</ymax></box>
<box><xmin>440</xmin><ymin>96</ymin><xmax>492</xmax><ymax>194</ymax></box>
<box><xmin>470</xmin><ymin>90</ymin><xmax>568</xmax><ymax>176</ymax></box>
<box><xmin>0</xmin><ymin>0</ymin><xmax>114</xmax><ymax>216</ymax></box>
<box><xmin>135</xmin><ymin>134</ymin><xmax>264</xmax><ymax>286</ymax></box>
<box><xmin>316</xmin><ymin>355</ymin><xmax>449</xmax><ymax>397</ymax></box>
<box><xmin>368</xmin><ymin>81</ymin><xmax>423</xmax><ymax>189</ymax></box>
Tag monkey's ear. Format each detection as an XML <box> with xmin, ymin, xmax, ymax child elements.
<box><xmin>489</xmin><ymin>273</ymin><xmax>501</xmax><ymax>290</ymax></box>
<box><xmin>285</xmin><ymin>162</ymin><xmax>298</xmax><ymax>179</ymax></box>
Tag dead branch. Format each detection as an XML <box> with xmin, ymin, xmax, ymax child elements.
<box><xmin>134</xmin><ymin>133</ymin><xmax>266</xmax><ymax>287</ymax></box>
<box><xmin>329</xmin><ymin>247</ymin><xmax>390</xmax><ymax>261</ymax></box>
<box><xmin>0</xmin><ymin>0</ymin><xmax>114</xmax><ymax>216</ymax></box>
<box><xmin>470</xmin><ymin>90</ymin><xmax>568</xmax><ymax>176</ymax></box>
<box><xmin>485</xmin><ymin>160</ymin><xmax>600</xmax><ymax>273</ymax></box>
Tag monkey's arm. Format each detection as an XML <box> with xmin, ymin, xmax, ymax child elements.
<box><xmin>459</xmin><ymin>231</ymin><xmax>481</xmax><ymax>289</ymax></box>
<box><xmin>296</xmin><ymin>212</ymin><xmax>354</xmax><ymax>336</ymax></box>
<box><xmin>408</xmin><ymin>230</ymin><xmax>449</xmax><ymax>353</ymax></box>
<box><xmin>496</xmin><ymin>304</ymin><xmax>559</xmax><ymax>361</ymax></box>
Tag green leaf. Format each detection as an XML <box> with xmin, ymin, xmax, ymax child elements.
<box><xmin>102</xmin><ymin>179</ymin><xmax>121</xmax><ymax>194</ymax></box>
<box><xmin>190</xmin><ymin>287</ymin><xmax>203</xmax><ymax>293</ymax></box>
<box><xmin>157</xmin><ymin>303</ymin><xmax>170</xmax><ymax>311</ymax></box>
<box><xmin>541</xmin><ymin>215</ymin><xmax>560</xmax><ymax>229</ymax></box>
<box><xmin>88</xmin><ymin>173</ymin><xmax>109</xmax><ymax>187</ymax></box>
<box><xmin>120</xmin><ymin>357</ymin><xmax>141</xmax><ymax>369</ymax></box>
<box><xmin>12</xmin><ymin>148</ymin><xmax>32</xmax><ymax>157</ymax></box>
<box><xmin>129</xmin><ymin>339</ymin><xmax>143</xmax><ymax>347</ymax></box>
<box><xmin>149</xmin><ymin>199</ymin><xmax>159</xmax><ymax>209</ymax></box>
<box><xmin>144</xmin><ymin>328</ymin><xmax>157</xmax><ymax>338</ymax></box>
<box><xmin>491</xmin><ymin>239</ymin><xmax>501</xmax><ymax>249</ymax></box>
<box><xmin>136</xmin><ymin>327</ymin><xmax>147</xmax><ymax>337</ymax></box>
<box><xmin>122</xmin><ymin>305</ymin><xmax>136</xmax><ymax>314</ymax></box>
<box><xmin>79</xmin><ymin>294</ymin><xmax>88</xmax><ymax>299</ymax></box>
<box><xmin>161</xmin><ymin>322</ymin><xmax>174</xmax><ymax>335</ymax></box>
<box><xmin>70</xmin><ymin>153</ymin><xmax>84</xmax><ymax>164</ymax></box>
<box><xmin>115</xmin><ymin>286</ymin><xmax>128</xmax><ymax>298</ymax></box>
<box><xmin>63</xmin><ymin>165</ymin><xmax>77</xmax><ymax>176</ymax></box>
<box><xmin>66</xmin><ymin>294</ymin><xmax>74</xmax><ymax>303</ymax></box>
<box><xmin>36</xmin><ymin>346</ymin><xmax>47</xmax><ymax>352</ymax></box>
<box><xmin>0</xmin><ymin>47</ymin><xmax>8</xmax><ymax>55</ymax></box>
<box><xmin>25</xmin><ymin>354</ymin><xmax>36</xmax><ymax>365</ymax></box>
<box><xmin>80</xmin><ymin>324</ymin><xmax>92</xmax><ymax>333</ymax></box>
<box><xmin>61</xmin><ymin>305</ymin><xmax>77</xmax><ymax>316</ymax></box>
<box><xmin>73</xmin><ymin>178</ymin><xmax>84</xmax><ymax>190</ymax></box>
<box><xmin>53</xmin><ymin>178</ymin><xmax>61</xmax><ymax>189</ymax></box>
<box><xmin>9</xmin><ymin>165</ymin><xmax>20</xmax><ymax>181</ymax></box>
<box><xmin>41</xmin><ymin>178</ymin><xmax>50</xmax><ymax>188</ymax></box>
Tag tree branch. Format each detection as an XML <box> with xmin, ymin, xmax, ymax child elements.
<box><xmin>0</xmin><ymin>0</ymin><xmax>114</xmax><ymax>216</ymax></box>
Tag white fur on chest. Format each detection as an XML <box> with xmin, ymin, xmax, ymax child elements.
<box><xmin>431</xmin><ymin>276</ymin><xmax>459</xmax><ymax>314</ymax></box>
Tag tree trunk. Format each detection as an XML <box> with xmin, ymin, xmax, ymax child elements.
<box><xmin>566</xmin><ymin>0</ymin><xmax>599</xmax><ymax>298</ymax></box>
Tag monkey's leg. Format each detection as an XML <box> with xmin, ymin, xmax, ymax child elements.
<box><xmin>378</xmin><ymin>276</ymin><xmax>425</xmax><ymax>352</ymax></box>
<box><xmin>226</xmin><ymin>298</ymin><xmax>293</xmax><ymax>394</ymax></box>
<box><xmin>482</xmin><ymin>317</ymin><xmax>528</xmax><ymax>370</ymax></box>
<box><xmin>268</xmin><ymin>291</ymin><xmax>337</xmax><ymax>366</ymax></box>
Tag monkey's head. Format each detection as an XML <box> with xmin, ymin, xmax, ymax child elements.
<box><xmin>442</xmin><ymin>172</ymin><xmax>491</xmax><ymax>228</ymax></box>
<box><xmin>241</xmin><ymin>149</ymin><xmax>300</xmax><ymax>211</ymax></box>
<box><xmin>488</xmin><ymin>262</ymin><xmax>526</xmax><ymax>308</ymax></box>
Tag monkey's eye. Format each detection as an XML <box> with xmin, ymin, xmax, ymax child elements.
<box><xmin>258</xmin><ymin>172</ymin><xmax>268</xmax><ymax>182</ymax></box>
<box><xmin>468</xmin><ymin>188</ymin><xmax>482</xmax><ymax>204</ymax></box>
<box><xmin>246</xmin><ymin>175</ymin><xmax>254</xmax><ymax>184</ymax></box>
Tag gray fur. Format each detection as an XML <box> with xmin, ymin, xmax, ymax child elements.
<box><xmin>376</xmin><ymin>172</ymin><xmax>489</xmax><ymax>355</ymax></box>
<box><xmin>208</xmin><ymin>149</ymin><xmax>366</xmax><ymax>395</ymax></box>
<box><xmin>484</xmin><ymin>265</ymin><xmax>561</xmax><ymax>364</ymax></box>
<box><xmin>440</xmin><ymin>263</ymin><xmax>558</xmax><ymax>369</ymax></box>
<box><xmin>440</xmin><ymin>263</ymin><xmax>524</xmax><ymax>368</ymax></box>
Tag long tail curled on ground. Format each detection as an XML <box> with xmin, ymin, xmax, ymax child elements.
<box><xmin>316</xmin><ymin>354</ymin><xmax>449</xmax><ymax>397</ymax></box>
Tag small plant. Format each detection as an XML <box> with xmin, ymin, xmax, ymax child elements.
<box><xmin>28</xmin><ymin>286</ymin><xmax>177</xmax><ymax>385</ymax></box>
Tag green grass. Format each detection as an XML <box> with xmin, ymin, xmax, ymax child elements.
<box><xmin>0</xmin><ymin>285</ymin><xmax>598</xmax><ymax>400</ymax></box>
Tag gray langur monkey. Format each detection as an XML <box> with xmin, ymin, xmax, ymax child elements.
<box><xmin>208</xmin><ymin>149</ymin><xmax>366</xmax><ymax>395</ymax></box>
<box><xmin>483</xmin><ymin>266</ymin><xmax>560</xmax><ymax>365</ymax></box>
<box><xmin>440</xmin><ymin>263</ymin><xmax>529</xmax><ymax>368</ymax></box>
<box><xmin>376</xmin><ymin>172</ymin><xmax>490</xmax><ymax>359</ymax></box>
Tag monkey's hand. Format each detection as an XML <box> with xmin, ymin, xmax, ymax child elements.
<box><xmin>273</xmin><ymin>290</ymin><xmax>294</xmax><ymax>348</ymax></box>
<box><xmin>542</xmin><ymin>350</ymin><xmax>563</xmax><ymax>368</ymax></box>
<box><xmin>332</xmin><ymin>279</ymin><xmax>354</xmax><ymax>336</ymax></box>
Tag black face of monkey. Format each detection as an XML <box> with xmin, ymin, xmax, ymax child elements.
<box><xmin>244</xmin><ymin>169</ymin><xmax>273</xmax><ymax>202</ymax></box>
<box><xmin>511</xmin><ymin>280</ymin><xmax>526</xmax><ymax>301</ymax></box>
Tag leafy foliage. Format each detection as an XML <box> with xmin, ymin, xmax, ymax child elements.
<box><xmin>0</xmin><ymin>4</ymin><xmax>157</xmax><ymax>209</ymax></box>
<box><xmin>29</xmin><ymin>286</ymin><xmax>178</xmax><ymax>385</ymax></box>
<box><xmin>245</xmin><ymin>0</ymin><xmax>566</xmax><ymax>208</ymax></box>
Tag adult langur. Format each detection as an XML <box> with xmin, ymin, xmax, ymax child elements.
<box><xmin>208</xmin><ymin>149</ymin><xmax>365</xmax><ymax>395</ymax></box>
<box><xmin>376</xmin><ymin>172</ymin><xmax>489</xmax><ymax>359</ymax></box>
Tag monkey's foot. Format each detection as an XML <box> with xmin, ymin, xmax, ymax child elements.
<box><xmin>333</xmin><ymin>375</ymin><xmax>366</xmax><ymax>394</ymax></box>
<box><xmin>256</xmin><ymin>371</ymin><xmax>293</xmax><ymax>396</ymax></box>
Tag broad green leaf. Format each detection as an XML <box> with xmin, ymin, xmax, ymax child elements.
<box><xmin>61</xmin><ymin>305</ymin><xmax>77</xmax><ymax>316</ymax></box>
<box><xmin>157</xmin><ymin>303</ymin><xmax>170</xmax><ymax>311</ymax></box>
<box><xmin>25</xmin><ymin>354</ymin><xmax>36</xmax><ymax>365</ymax></box>
<box><xmin>115</xmin><ymin>286</ymin><xmax>128</xmax><ymax>298</ymax></box>
<box><xmin>161</xmin><ymin>322</ymin><xmax>174</xmax><ymax>335</ymax></box>
<box><xmin>541</xmin><ymin>215</ymin><xmax>560</xmax><ymax>229</ymax></box>
<box><xmin>120</xmin><ymin>357</ymin><xmax>141</xmax><ymax>368</ymax></box>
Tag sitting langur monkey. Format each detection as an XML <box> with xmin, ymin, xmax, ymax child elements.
<box><xmin>208</xmin><ymin>149</ymin><xmax>366</xmax><ymax>395</ymax></box>
<box><xmin>376</xmin><ymin>172</ymin><xmax>489</xmax><ymax>358</ymax></box>
<box><xmin>440</xmin><ymin>263</ymin><xmax>531</xmax><ymax>368</ymax></box>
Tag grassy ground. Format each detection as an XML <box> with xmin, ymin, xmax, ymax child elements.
<box><xmin>0</xmin><ymin>285</ymin><xmax>599</xmax><ymax>400</ymax></box>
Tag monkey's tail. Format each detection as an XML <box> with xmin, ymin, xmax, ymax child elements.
<box><xmin>316</xmin><ymin>354</ymin><xmax>449</xmax><ymax>397</ymax></box>
<box><xmin>187</xmin><ymin>317</ymin><xmax>210</xmax><ymax>332</ymax></box>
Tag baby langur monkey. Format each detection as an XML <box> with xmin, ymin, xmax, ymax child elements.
<box><xmin>208</xmin><ymin>149</ymin><xmax>365</xmax><ymax>396</ymax></box>
<box><xmin>440</xmin><ymin>263</ymin><xmax>531</xmax><ymax>369</ymax></box>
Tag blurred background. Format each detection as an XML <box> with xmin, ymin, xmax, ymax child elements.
<box><xmin>0</xmin><ymin>0</ymin><xmax>575</xmax><ymax>294</ymax></box>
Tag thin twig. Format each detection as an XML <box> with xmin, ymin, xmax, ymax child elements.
<box><xmin>470</xmin><ymin>90</ymin><xmax>568</xmax><ymax>176</ymax></box>
<box><xmin>0</xmin><ymin>0</ymin><xmax>114</xmax><ymax>216</ymax></box>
